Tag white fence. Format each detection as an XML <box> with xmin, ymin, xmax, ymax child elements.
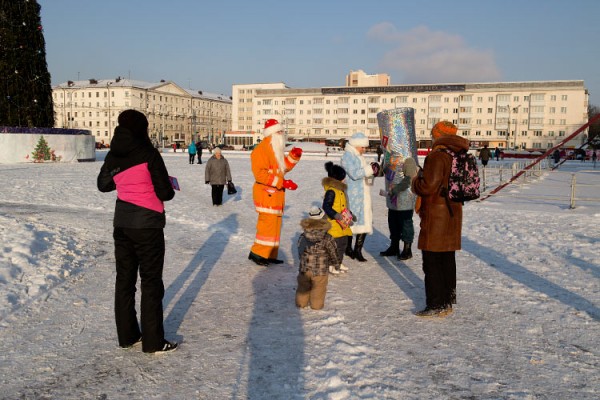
<box><xmin>478</xmin><ymin>160</ymin><xmax>600</xmax><ymax>209</ymax></box>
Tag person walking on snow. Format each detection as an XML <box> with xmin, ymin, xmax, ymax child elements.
<box><xmin>188</xmin><ymin>141</ymin><xmax>197</xmax><ymax>164</ymax></box>
<box><xmin>248</xmin><ymin>119</ymin><xmax>303</xmax><ymax>266</ymax></box>
<box><xmin>205</xmin><ymin>147</ymin><xmax>232</xmax><ymax>206</ymax></box>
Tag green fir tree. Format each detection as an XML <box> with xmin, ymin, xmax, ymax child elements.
<box><xmin>0</xmin><ymin>0</ymin><xmax>54</xmax><ymax>127</ymax></box>
<box><xmin>32</xmin><ymin>135</ymin><xmax>51</xmax><ymax>162</ymax></box>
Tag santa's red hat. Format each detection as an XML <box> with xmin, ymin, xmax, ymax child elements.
<box><xmin>263</xmin><ymin>119</ymin><xmax>282</xmax><ymax>136</ymax></box>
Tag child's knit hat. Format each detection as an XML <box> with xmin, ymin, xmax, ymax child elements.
<box><xmin>324</xmin><ymin>161</ymin><xmax>346</xmax><ymax>181</ymax></box>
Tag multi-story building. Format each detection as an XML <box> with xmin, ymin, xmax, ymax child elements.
<box><xmin>52</xmin><ymin>78</ymin><xmax>232</xmax><ymax>147</ymax></box>
<box><xmin>232</xmin><ymin>71</ymin><xmax>589</xmax><ymax>150</ymax></box>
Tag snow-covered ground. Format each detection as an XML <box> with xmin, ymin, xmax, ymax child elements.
<box><xmin>0</xmin><ymin>151</ymin><xmax>598</xmax><ymax>399</ymax></box>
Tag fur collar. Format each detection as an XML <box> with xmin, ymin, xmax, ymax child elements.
<box><xmin>300</xmin><ymin>217</ymin><xmax>331</xmax><ymax>231</ymax></box>
<box><xmin>322</xmin><ymin>177</ymin><xmax>347</xmax><ymax>191</ymax></box>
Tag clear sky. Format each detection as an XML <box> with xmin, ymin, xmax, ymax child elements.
<box><xmin>38</xmin><ymin>0</ymin><xmax>600</xmax><ymax>105</ymax></box>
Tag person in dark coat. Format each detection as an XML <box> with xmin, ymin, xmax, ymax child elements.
<box><xmin>412</xmin><ymin>121</ymin><xmax>469</xmax><ymax>318</ymax></box>
<box><xmin>479</xmin><ymin>144</ymin><xmax>492</xmax><ymax>167</ymax></box>
<box><xmin>196</xmin><ymin>141</ymin><xmax>203</xmax><ymax>164</ymax></box>
<box><xmin>204</xmin><ymin>147</ymin><xmax>232</xmax><ymax>206</ymax></box>
<box><xmin>97</xmin><ymin>109</ymin><xmax>177</xmax><ymax>353</ymax></box>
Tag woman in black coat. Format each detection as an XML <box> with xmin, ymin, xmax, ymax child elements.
<box><xmin>97</xmin><ymin>110</ymin><xmax>177</xmax><ymax>353</ymax></box>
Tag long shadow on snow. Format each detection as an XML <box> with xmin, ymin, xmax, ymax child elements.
<box><xmin>244</xmin><ymin>265</ymin><xmax>305</xmax><ymax>399</ymax></box>
<box><xmin>163</xmin><ymin>214</ymin><xmax>239</xmax><ymax>335</ymax></box>
<box><xmin>462</xmin><ymin>236</ymin><xmax>600</xmax><ymax>321</ymax></box>
<box><xmin>366</xmin><ymin>226</ymin><xmax>424</xmax><ymax>308</ymax></box>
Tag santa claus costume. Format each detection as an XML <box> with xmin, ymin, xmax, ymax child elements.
<box><xmin>248</xmin><ymin>119</ymin><xmax>302</xmax><ymax>266</ymax></box>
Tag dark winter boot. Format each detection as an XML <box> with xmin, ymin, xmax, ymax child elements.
<box><xmin>398</xmin><ymin>242</ymin><xmax>412</xmax><ymax>260</ymax></box>
<box><xmin>354</xmin><ymin>233</ymin><xmax>367</xmax><ymax>262</ymax></box>
<box><xmin>345</xmin><ymin>235</ymin><xmax>354</xmax><ymax>259</ymax></box>
<box><xmin>380</xmin><ymin>238</ymin><xmax>400</xmax><ymax>256</ymax></box>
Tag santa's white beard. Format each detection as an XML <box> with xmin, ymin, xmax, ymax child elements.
<box><xmin>270</xmin><ymin>133</ymin><xmax>286</xmax><ymax>173</ymax></box>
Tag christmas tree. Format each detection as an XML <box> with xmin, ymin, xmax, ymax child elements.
<box><xmin>0</xmin><ymin>0</ymin><xmax>55</xmax><ymax>127</ymax></box>
<box><xmin>32</xmin><ymin>135</ymin><xmax>52</xmax><ymax>162</ymax></box>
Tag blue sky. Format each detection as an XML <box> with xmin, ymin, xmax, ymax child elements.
<box><xmin>39</xmin><ymin>0</ymin><xmax>600</xmax><ymax>105</ymax></box>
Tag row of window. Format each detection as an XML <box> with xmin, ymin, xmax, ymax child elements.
<box><xmin>254</xmin><ymin>94</ymin><xmax>570</xmax><ymax>106</ymax></box>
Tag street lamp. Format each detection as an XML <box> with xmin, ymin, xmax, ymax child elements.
<box><xmin>512</xmin><ymin>105</ymin><xmax>521</xmax><ymax>149</ymax></box>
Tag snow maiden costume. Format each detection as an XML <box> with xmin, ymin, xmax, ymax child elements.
<box><xmin>340</xmin><ymin>132</ymin><xmax>377</xmax><ymax>262</ymax></box>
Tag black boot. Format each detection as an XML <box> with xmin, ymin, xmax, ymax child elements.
<box><xmin>398</xmin><ymin>242</ymin><xmax>412</xmax><ymax>260</ymax></box>
<box><xmin>380</xmin><ymin>238</ymin><xmax>400</xmax><ymax>256</ymax></box>
<box><xmin>354</xmin><ymin>233</ymin><xmax>367</xmax><ymax>262</ymax></box>
<box><xmin>345</xmin><ymin>235</ymin><xmax>354</xmax><ymax>259</ymax></box>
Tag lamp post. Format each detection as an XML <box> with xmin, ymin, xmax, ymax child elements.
<box><xmin>512</xmin><ymin>105</ymin><xmax>521</xmax><ymax>149</ymax></box>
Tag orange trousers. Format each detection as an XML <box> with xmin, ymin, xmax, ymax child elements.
<box><xmin>251</xmin><ymin>212</ymin><xmax>283</xmax><ymax>259</ymax></box>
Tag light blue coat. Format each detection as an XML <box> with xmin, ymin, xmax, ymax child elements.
<box><xmin>340</xmin><ymin>144</ymin><xmax>374</xmax><ymax>234</ymax></box>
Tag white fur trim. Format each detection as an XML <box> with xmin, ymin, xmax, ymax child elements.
<box><xmin>263</xmin><ymin>122</ymin><xmax>282</xmax><ymax>136</ymax></box>
<box><xmin>349</xmin><ymin>137</ymin><xmax>369</xmax><ymax>147</ymax></box>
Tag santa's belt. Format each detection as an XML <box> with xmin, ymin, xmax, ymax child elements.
<box><xmin>256</xmin><ymin>182</ymin><xmax>285</xmax><ymax>192</ymax></box>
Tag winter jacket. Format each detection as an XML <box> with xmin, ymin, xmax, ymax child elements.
<box><xmin>251</xmin><ymin>135</ymin><xmax>301</xmax><ymax>216</ymax></box>
<box><xmin>188</xmin><ymin>142</ymin><xmax>197</xmax><ymax>155</ymax></box>
<box><xmin>297</xmin><ymin>218</ymin><xmax>339</xmax><ymax>276</ymax></box>
<box><xmin>385</xmin><ymin>157</ymin><xmax>417</xmax><ymax>211</ymax></box>
<box><xmin>341</xmin><ymin>143</ymin><xmax>374</xmax><ymax>234</ymax></box>
<box><xmin>411</xmin><ymin>134</ymin><xmax>469</xmax><ymax>252</ymax></box>
<box><xmin>321</xmin><ymin>177</ymin><xmax>353</xmax><ymax>239</ymax></box>
<box><xmin>479</xmin><ymin>147</ymin><xmax>491</xmax><ymax>162</ymax></box>
<box><xmin>97</xmin><ymin>126</ymin><xmax>175</xmax><ymax>229</ymax></box>
<box><xmin>205</xmin><ymin>155</ymin><xmax>232</xmax><ymax>185</ymax></box>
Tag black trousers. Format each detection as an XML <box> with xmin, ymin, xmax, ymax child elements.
<box><xmin>113</xmin><ymin>227</ymin><xmax>165</xmax><ymax>352</ymax></box>
<box><xmin>421</xmin><ymin>250</ymin><xmax>456</xmax><ymax>309</ymax></box>
<box><xmin>334</xmin><ymin>236</ymin><xmax>349</xmax><ymax>265</ymax></box>
<box><xmin>387</xmin><ymin>209</ymin><xmax>414</xmax><ymax>243</ymax></box>
<box><xmin>189</xmin><ymin>153</ymin><xmax>195</xmax><ymax>164</ymax></box>
<box><xmin>211</xmin><ymin>184</ymin><xmax>225</xmax><ymax>205</ymax></box>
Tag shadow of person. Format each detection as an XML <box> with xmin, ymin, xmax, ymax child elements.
<box><xmin>366</xmin><ymin>227</ymin><xmax>424</xmax><ymax>309</ymax></box>
<box><xmin>163</xmin><ymin>214</ymin><xmax>239</xmax><ymax>339</ymax></box>
<box><xmin>462</xmin><ymin>236</ymin><xmax>599</xmax><ymax>321</ymax></box>
<box><xmin>245</xmin><ymin>264</ymin><xmax>305</xmax><ymax>398</ymax></box>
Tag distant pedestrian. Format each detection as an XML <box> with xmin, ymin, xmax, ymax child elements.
<box><xmin>479</xmin><ymin>145</ymin><xmax>492</xmax><ymax>167</ymax></box>
<box><xmin>172</xmin><ymin>143</ymin><xmax>177</xmax><ymax>152</ymax></box>
<box><xmin>494</xmin><ymin>147</ymin><xmax>501</xmax><ymax>161</ymax></box>
<box><xmin>552</xmin><ymin>149</ymin><xmax>561</xmax><ymax>165</ymax></box>
<box><xmin>592</xmin><ymin>150</ymin><xmax>597</xmax><ymax>167</ymax></box>
<box><xmin>204</xmin><ymin>148</ymin><xmax>232</xmax><ymax>206</ymax></box>
<box><xmin>188</xmin><ymin>142</ymin><xmax>197</xmax><ymax>164</ymax></box>
<box><xmin>196</xmin><ymin>141</ymin><xmax>203</xmax><ymax>164</ymax></box>
<box><xmin>377</xmin><ymin>145</ymin><xmax>383</xmax><ymax>163</ymax></box>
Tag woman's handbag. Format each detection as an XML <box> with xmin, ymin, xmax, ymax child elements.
<box><xmin>227</xmin><ymin>181</ymin><xmax>237</xmax><ymax>195</ymax></box>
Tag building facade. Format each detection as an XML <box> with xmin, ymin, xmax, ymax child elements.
<box><xmin>232</xmin><ymin>74</ymin><xmax>589</xmax><ymax>150</ymax></box>
<box><xmin>52</xmin><ymin>78</ymin><xmax>232</xmax><ymax>147</ymax></box>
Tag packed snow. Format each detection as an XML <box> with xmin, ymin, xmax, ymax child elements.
<box><xmin>0</xmin><ymin>150</ymin><xmax>598</xmax><ymax>399</ymax></box>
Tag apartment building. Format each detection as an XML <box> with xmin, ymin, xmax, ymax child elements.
<box><xmin>232</xmin><ymin>72</ymin><xmax>588</xmax><ymax>150</ymax></box>
<box><xmin>52</xmin><ymin>78</ymin><xmax>232</xmax><ymax>147</ymax></box>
